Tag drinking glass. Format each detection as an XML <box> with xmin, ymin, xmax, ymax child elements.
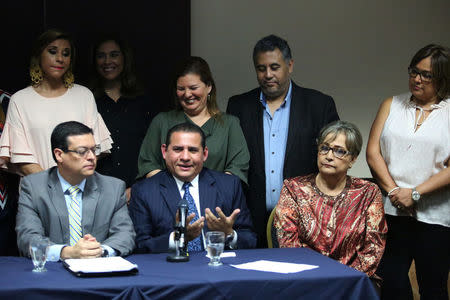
<box><xmin>206</xmin><ymin>231</ymin><xmax>225</xmax><ymax>266</ymax></box>
<box><xmin>29</xmin><ymin>236</ymin><xmax>50</xmax><ymax>272</ymax></box>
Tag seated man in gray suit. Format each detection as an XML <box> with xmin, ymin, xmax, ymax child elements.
<box><xmin>16</xmin><ymin>121</ymin><xmax>135</xmax><ymax>261</ymax></box>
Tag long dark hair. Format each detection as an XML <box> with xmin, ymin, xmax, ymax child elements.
<box><xmin>89</xmin><ymin>35</ymin><xmax>143</xmax><ymax>98</ymax></box>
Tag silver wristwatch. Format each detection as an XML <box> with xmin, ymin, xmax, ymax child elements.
<box><xmin>411</xmin><ymin>187</ymin><xmax>421</xmax><ymax>203</ymax></box>
<box><xmin>225</xmin><ymin>232</ymin><xmax>235</xmax><ymax>245</ymax></box>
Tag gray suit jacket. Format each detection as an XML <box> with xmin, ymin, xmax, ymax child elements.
<box><xmin>16</xmin><ymin>167</ymin><xmax>135</xmax><ymax>256</ymax></box>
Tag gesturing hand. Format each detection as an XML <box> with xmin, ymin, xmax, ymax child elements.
<box><xmin>185</xmin><ymin>213</ymin><xmax>205</xmax><ymax>242</ymax></box>
<box><xmin>205</xmin><ymin>207</ymin><xmax>240</xmax><ymax>235</ymax></box>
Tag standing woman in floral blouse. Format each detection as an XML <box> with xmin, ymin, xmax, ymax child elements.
<box><xmin>275</xmin><ymin>121</ymin><xmax>387</xmax><ymax>280</ymax></box>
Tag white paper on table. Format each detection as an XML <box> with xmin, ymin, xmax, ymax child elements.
<box><xmin>230</xmin><ymin>260</ymin><xmax>318</xmax><ymax>274</ymax></box>
<box><xmin>64</xmin><ymin>256</ymin><xmax>138</xmax><ymax>273</ymax></box>
<box><xmin>206</xmin><ymin>251</ymin><xmax>237</xmax><ymax>259</ymax></box>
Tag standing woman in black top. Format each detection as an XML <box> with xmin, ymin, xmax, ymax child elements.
<box><xmin>90</xmin><ymin>36</ymin><xmax>159</xmax><ymax>201</ymax></box>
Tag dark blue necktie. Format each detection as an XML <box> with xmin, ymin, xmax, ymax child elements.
<box><xmin>182</xmin><ymin>182</ymin><xmax>203</xmax><ymax>251</ymax></box>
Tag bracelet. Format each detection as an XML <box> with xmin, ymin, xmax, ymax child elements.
<box><xmin>387</xmin><ymin>187</ymin><xmax>400</xmax><ymax>196</ymax></box>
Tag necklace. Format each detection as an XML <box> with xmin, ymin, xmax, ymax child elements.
<box><xmin>410</xmin><ymin>96</ymin><xmax>436</xmax><ymax>111</ymax></box>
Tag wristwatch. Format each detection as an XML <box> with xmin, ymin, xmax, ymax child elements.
<box><xmin>411</xmin><ymin>187</ymin><xmax>421</xmax><ymax>203</ymax></box>
<box><xmin>101</xmin><ymin>246</ymin><xmax>108</xmax><ymax>257</ymax></box>
<box><xmin>225</xmin><ymin>232</ymin><xmax>235</xmax><ymax>245</ymax></box>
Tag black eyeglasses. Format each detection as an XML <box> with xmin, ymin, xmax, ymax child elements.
<box><xmin>408</xmin><ymin>67</ymin><xmax>433</xmax><ymax>83</ymax></box>
<box><xmin>65</xmin><ymin>145</ymin><xmax>101</xmax><ymax>157</ymax></box>
<box><xmin>318</xmin><ymin>144</ymin><xmax>351</xmax><ymax>159</ymax></box>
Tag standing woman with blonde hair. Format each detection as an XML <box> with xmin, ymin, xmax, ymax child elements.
<box><xmin>0</xmin><ymin>29</ymin><xmax>112</xmax><ymax>175</ymax></box>
<box><xmin>367</xmin><ymin>44</ymin><xmax>450</xmax><ymax>299</ymax></box>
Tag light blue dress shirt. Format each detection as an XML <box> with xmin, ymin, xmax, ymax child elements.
<box><xmin>47</xmin><ymin>171</ymin><xmax>115</xmax><ymax>261</ymax></box>
<box><xmin>260</xmin><ymin>82</ymin><xmax>292</xmax><ymax>211</ymax></box>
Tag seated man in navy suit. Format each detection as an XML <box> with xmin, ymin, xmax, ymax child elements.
<box><xmin>129</xmin><ymin>122</ymin><xmax>256</xmax><ymax>253</ymax></box>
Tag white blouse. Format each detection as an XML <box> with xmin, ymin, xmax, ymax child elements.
<box><xmin>0</xmin><ymin>84</ymin><xmax>112</xmax><ymax>174</ymax></box>
<box><xmin>380</xmin><ymin>93</ymin><xmax>450</xmax><ymax>227</ymax></box>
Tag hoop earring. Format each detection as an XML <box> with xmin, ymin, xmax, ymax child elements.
<box><xmin>63</xmin><ymin>70</ymin><xmax>75</xmax><ymax>88</ymax></box>
<box><xmin>30</xmin><ymin>64</ymin><xmax>43</xmax><ymax>86</ymax></box>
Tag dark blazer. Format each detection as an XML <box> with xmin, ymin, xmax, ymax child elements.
<box><xmin>227</xmin><ymin>81</ymin><xmax>339</xmax><ymax>247</ymax></box>
<box><xmin>129</xmin><ymin>168</ymin><xmax>257</xmax><ymax>253</ymax></box>
<box><xmin>16</xmin><ymin>167</ymin><xmax>136</xmax><ymax>256</ymax></box>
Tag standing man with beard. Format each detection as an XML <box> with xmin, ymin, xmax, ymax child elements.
<box><xmin>227</xmin><ymin>35</ymin><xmax>339</xmax><ymax>247</ymax></box>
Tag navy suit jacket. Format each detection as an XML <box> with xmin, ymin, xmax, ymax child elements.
<box><xmin>227</xmin><ymin>82</ymin><xmax>339</xmax><ymax>247</ymax></box>
<box><xmin>129</xmin><ymin>168</ymin><xmax>257</xmax><ymax>253</ymax></box>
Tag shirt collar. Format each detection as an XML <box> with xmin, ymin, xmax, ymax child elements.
<box><xmin>57</xmin><ymin>169</ymin><xmax>86</xmax><ymax>194</ymax></box>
<box><xmin>259</xmin><ymin>80</ymin><xmax>293</xmax><ymax>108</ymax></box>
<box><xmin>173</xmin><ymin>173</ymin><xmax>200</xmax><ymax>192</ymax></box>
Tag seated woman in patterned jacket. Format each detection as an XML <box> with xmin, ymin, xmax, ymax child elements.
<box><xmin>274</xmin><ymin>120</ymin><xmax>387</xmax><ymax>280</ymax></box>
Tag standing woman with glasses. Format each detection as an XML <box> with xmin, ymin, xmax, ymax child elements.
<box><xmin>0</xmin><ymin>29</ymin><xmax>112</xmax><ymax>176</ymax></box>
<box><xmin>275</xmin><ymin>121</ymin><xmax>387</xmax><ymax>282</ymax></box>
<box><xmin>367</xmin><ymin>44</ymin><xmax>450</xmax><ymax>300</ymax></box>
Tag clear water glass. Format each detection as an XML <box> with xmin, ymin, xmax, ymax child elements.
<box><xmin>206</xmin><ymin>231</ymin><xmax>225</xmax><ymax>266</ymax></box>
<box><xmin>29</xmin><ymin>237</ymin><xmax>50</xmax><ymax>272</ymax></box>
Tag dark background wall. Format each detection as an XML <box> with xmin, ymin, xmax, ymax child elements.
<box><xmin>1</xmin><ymin>0</ymin><xmax>191</xmax><ymax>111</ymax></box>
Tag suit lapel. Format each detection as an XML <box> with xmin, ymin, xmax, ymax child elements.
<box><xmin>254</xmin><ymin>89</ymin><xmax>266</xmax><ymax>171</ymax></box>
<box><xmin>48</xmin><ymin>168</ymin><xmax>70</xmax><ymax>241</ymax></box>
<box><xmin>81</xmin><ymin>174</ymin><xmax>100</xmax><ymax>235</ymax></box>
<box><xmin>198</xmin><ymin>169</ymin><xmax>217</xmax><ymax>232</ymax></box>
<box><xmin>198</xmin><ymin>169</ymin><xmax>217</xmax><ymax>216</ymax></box>
<box><xmin>160</xmin><ymin>172</ymin><xmax>181</xmax><ymax>219</ymax></box>
<box><xmin>284</xmin><ymin>83</ymin><xmax>303</xmax><ymax>172</ymax></box>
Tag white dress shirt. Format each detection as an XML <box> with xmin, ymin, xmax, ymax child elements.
<box><xmin>169</xmin><ymin>174</ymin><xmax>238</xmax><ymax>249</ymax></box>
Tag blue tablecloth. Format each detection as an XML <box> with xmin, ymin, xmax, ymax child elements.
<box><xmin>0</xmin><ymin>248</ymin><xmax>377</xmax><ymax>299</ymax></box>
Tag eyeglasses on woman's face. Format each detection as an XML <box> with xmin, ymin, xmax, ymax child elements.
<box><xmin>408</xmin><ymin>66</ymin><xmax>433</xmax><ymax>83</ymax></box>
<box><xmin>318</xmin><ymin>144</ymin><xmax>351</xmax><ymax>159</ymax></box>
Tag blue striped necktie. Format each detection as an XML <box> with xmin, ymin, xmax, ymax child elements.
<box><xmin>182</xmin><ymin>182</ymin><xmax>203</xmax><ymax>251</ymax></box>
<box><xmin>67</xmin><ymin>186</ymin><xmax>82</xmax><ymax>246</ymax></box>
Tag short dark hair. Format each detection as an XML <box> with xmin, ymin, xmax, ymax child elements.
<box><xmin>30</xmin><ymin>29</ymin><xmax>75</xmax><ymax>84</ymax></box>
<box><xmin>51</xmin><ymin>121</ymin><xmax>93</xmax><ymax>162</ymax></box>
<box><xmin>173</xmin><ymin>56</ymin><xmax>221</xmax><ymax>119</ymax></box>
<box><xmin>90</xmin><ymin>34</ymin><xmax>144</xmax><ymax>98</ymax></box>
<box><xmin>253</xmin><ymin>34</ymin><xmax>292</xmax><ymax>64</ymax></box>
<box><xmin>165</xmin><ymin>122</ymin><xmax>206</xmax><ymax>149</ymax></box>
<box><xmin>409</xmin><ymin>44</ymin><xmax>450</xmax><ymax>101</ymax></box>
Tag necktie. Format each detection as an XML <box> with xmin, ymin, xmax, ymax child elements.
<box><xmin>182</xmin><ymin>182</ymin><xmax>203</xmax><ymax>251</ymax></box>
<box><xmin>67</xmin><ymin>186</ymin><xmax>82</xmax><ymax>246</ymax></box>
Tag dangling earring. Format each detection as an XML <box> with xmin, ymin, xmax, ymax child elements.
<box><xmin>207</xmin><ymin>93</ymin><xmax>211</xmax><ymax>102</ymax></box>
<box><xmin>30</xmin><ymin>63</ymin><xmax>43</xmax><ymax>86</ymax></box>
<box><xmin>63</xmin><ymin>69</ymin><xmax>75</xmax><ymax>88</ymax></box>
